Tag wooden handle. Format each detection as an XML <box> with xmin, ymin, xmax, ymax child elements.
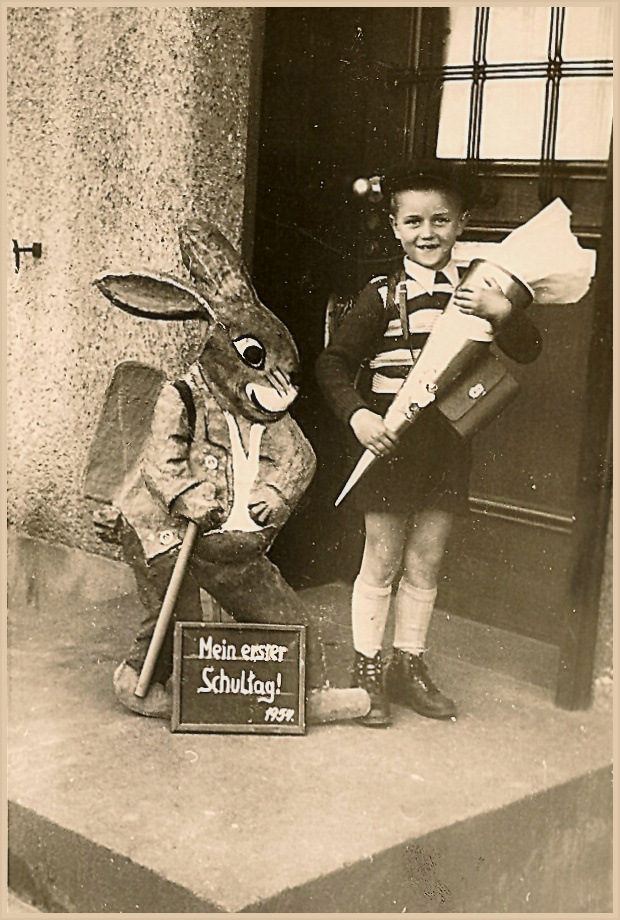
<box><xmin>134</xmin><ymin>521</ymin><xmax>200</xmax><ymax>698</ymax></box>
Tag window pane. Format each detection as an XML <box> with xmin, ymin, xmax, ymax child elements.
<box><xmin>486</xmin><ymin>7</ymin><xmax>551</xmax><ymax>63</ymax></box>
<box><xmin>436</xmin><ymin>80</ymin><xmax>471</xmax><ymax>158</ymax></box>
<box><xmin>479</xmin><ymin>80</ymin><xmax>546</xmax><ymax>159</ymax></box>
<box><xmin>443</xmin><ymin>8</ymin><xmax>477</xmax><ymax>66</ymax></box>
<box><xmin>562</xmin><ymin>7</ymin><xmax>613</xmax><ymax>60</ymax></box>
<box><xmin>555</xmin><ymin>78</ymin><xmax>612</xmax><ymax>160</ymax></box>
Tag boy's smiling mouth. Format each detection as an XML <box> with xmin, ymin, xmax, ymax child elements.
<box><xmin>414</xmin><ymin>242</ymin><xmax>443</xmax><ymax>256</ymax></box>
<box><xmin>408</xmin><ymin>240</ymin><xmax>451</xmax><ymax>269</ymax></box>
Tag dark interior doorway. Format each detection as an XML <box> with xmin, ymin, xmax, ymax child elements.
<box><xmin>250</xmin><ymin>9</ymin><xmax>383</xmax><ymax>589</ymax></box>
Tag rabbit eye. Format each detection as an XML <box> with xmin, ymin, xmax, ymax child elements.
<box><xmin>233</xmin><ymin>336</ymin><xmax>266</xmax><ymax>369</ymax></box>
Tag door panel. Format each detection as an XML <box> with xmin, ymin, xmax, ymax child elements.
<box><xmin>469</xmin><ymin>294</ymin><xmax>596</xmax><ymax>514</ymax></box>
<box><xmin>440</xmin><ymin>518</ymin><xmax>572</xmax><ymax>643</ymax></box>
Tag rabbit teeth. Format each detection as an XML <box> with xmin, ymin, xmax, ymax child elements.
<box><xmin>246</xmin><ymin>382</ymin><xmax>297</xmax><ymax>415</ymax></box>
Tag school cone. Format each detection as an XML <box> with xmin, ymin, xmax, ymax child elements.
<box><xmin>134</xmin><ymin>521</ymin><xmax>200</xmax><ymax>698</ymax></box>
<box><xmin>335</xmin><ymin>261</ymin><xmax>532</xmax><ymax>507</ymax></box>
<box><xmin>335</xmin><ymin>199</ymin><xmax>598</xmax><ymax>507</ymax></box>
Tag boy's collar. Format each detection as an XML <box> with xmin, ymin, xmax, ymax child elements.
<box><xmin>403</xmin><ymin>257</ymin><xmax>459</xmax><ymax>294</ymax></box>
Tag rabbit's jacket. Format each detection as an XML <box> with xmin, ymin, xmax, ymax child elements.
<box><xmin>115</xmin><ymin>363</ymin><xmax>316</xmax><ymax>561</ymax></box>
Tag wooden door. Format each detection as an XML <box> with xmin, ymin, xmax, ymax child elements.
<box><xmin>249</xmin><ymin>7</ymin><xmax>612</xmax><ymax>706</ymax></box>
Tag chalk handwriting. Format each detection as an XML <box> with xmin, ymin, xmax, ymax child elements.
<box><xmin>264</xmin><ymin>707</ymin><xmax>296</xmax><ymax>723</ymax></box>
<box><xmin>198</xmin><ymin>635</ymin><xmax>288</xmax><ymax>663</ymax></box>
<box><xmin>198</xmin><ymin>666</ymin><xmax>283</xmax><ymax>704</ymax></box>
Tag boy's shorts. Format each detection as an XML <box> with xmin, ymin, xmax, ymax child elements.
<box><xmin>345</xmin><ymin>406</ymin><xmax>471</xmax><ymax>517</ymax></box>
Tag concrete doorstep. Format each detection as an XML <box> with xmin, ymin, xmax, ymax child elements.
<box><xmin>6</xmin><ymin>533</ymin><xmax>614</xmax><ymax>913</ymax></box>
<box><xmin>6</xmin><ymin>891</ymin><xmax>42</xmax><ymax>915</ymax></box>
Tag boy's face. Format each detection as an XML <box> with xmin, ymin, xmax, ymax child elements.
<box><xmin>389</xmin><ymin>188</ymin><xmax>467</xmax><ymax>271</ymax></box>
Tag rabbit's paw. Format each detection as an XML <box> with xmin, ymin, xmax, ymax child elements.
<box><xmin>172</xmin><ymin>488</ymin><xmax>226</xmax><ymax>529</ymax></box>
<box><xmin>248</xmin><ymin>486</ymin><xmax>288</xmax><ymax>527</ymax></box>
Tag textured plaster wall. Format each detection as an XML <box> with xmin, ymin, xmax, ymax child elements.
<box><xmin>7</xmin><ymin>6</ymin><xmax>253</xmax><ymax>555</ymax></box>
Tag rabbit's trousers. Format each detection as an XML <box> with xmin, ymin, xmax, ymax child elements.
<box><xmin>121</xmin><ymin>521</ymin><xmax>327</xmax><ymax>690</ymax></box>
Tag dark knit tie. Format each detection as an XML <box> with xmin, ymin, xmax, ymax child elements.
<box><xmin>433</xmin><ymin>271</ymin><xmax>453</xmax><ymax>309</ymax></box>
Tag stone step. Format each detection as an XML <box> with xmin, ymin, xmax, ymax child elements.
<box><xmin>6</xmin><ymin>891</ymin><xmax>42</xmax><ymax>915</ymax></box>
<box><xmin>7</xmin><ymin>533</ymin><xmax>613</xmax><ymax>912</ymax></box>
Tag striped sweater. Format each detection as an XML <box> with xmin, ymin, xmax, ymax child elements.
<box><xmin>316</xmin><ymin>256</ymin><xmax>542</xmax><ymax>426</ymax></box>
<box><xmin>368</xmin><ymin>259</ymin><xmax>463</xmax><ymax>397</ymax></box>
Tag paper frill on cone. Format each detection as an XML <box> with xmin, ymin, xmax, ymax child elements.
<box><xmin>453</xmin><ymin>198</ymin><xmax>596</xmax><ymax>305</ymax></box>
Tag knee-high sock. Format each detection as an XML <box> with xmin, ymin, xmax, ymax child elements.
<box><xmin>393</xmin><ymin>580</ymin><xmax>437</xmax><ymax>655</ymax></box>
<box><xmin>351</xmin><ymin>576</ymin><xmax>392</xmax><ymax>658</ymax></box>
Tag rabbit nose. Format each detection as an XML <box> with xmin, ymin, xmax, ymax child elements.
<box><xmin>246</xmin><ymin>380</ymin><xmax>297</xmax><ymax>414</ymax></box>
<box><xmin>269</xmin><ymin>367</ymin><xmax>298</xmax><ymax>398</ymax></box>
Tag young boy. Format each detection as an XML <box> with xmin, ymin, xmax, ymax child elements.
<box><xmin>316</xmin><ymin>161</ymin><xmax>542</xmax><ymax>728</ymax></box>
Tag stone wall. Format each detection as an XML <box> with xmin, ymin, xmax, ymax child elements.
<box><xmin>7</xmin><ymin>6</ymin><xmax>253</xmax><ymax>555</ymax></box>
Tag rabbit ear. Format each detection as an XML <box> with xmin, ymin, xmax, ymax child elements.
<box><xmin>179</xmin><ymin>221</ymin><xmax>258</xmax><ymax>305</ymax></box>
<box><xmin>93</xmin><ymin>271</ymin><xmax>216</xmax><ymax>321</ymax></box>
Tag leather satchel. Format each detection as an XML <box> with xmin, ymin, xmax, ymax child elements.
<box><xmin>436</xmin><ymin>350</ymin><xmax>520</xmax><ymax>439</ymax></box>
<box><xmin>388</xmin><ymin>271</ymin><xmax>520</xmax><ymax>440</ymax></box>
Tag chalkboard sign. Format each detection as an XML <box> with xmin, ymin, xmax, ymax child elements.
<box><xmin>171</xmin><ymin>622</ymin><xmax>306</xmax><ymax>734</ymax></box>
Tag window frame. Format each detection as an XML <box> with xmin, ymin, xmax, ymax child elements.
<box><xmin>385</xmin><ymin>6</ymin><xmax>612</xmax><ymax>210</ymax></box>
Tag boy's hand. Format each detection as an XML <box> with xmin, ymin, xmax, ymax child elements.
<box><xmin>350</xmin><ymin>408</ymin><xmax>399</xmax><ymax>457</ymax></box>
<box><xmin>453</xmin><ymin>277</ymin><xmax>513</xmax><ymax>328</ymax></box>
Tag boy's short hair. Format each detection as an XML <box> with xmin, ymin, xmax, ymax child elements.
<box><xmin>384</xmin><ymin>159</ymin><xmax>481</xmax><ymax>213</ymax></box>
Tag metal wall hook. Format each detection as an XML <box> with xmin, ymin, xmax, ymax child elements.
<box><xmin>13</xmin><ymin>240</ymin><xmax>42</xmax><ymax>274</ymax></box>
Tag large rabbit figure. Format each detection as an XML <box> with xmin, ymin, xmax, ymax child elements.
<box><xmin>89</xmin><ymin>220</ymin><xmax>369</xmax><ymax>725</ymax></box>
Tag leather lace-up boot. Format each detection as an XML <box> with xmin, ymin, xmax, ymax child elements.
<box><xmin>351</xmin><ymin>651</ymin><xmax>392</xmax><ymax>728</ymax></box>
<box><xmin>386</xmin><ymin>649</ymin><xmax>457</xmax><ymax>720</ymax></box>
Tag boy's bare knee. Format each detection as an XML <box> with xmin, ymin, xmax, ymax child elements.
<box><xmin>360</xmin><ymin>537</ymin><xmax>401</xmax><ymax>587</ymax></box>
<box><xmin>403</xmin><ymin>543</ymin><xmax>446</xmax><ymax>589</ymax></box>
<box><xmin>402</xmin><ymin>561</ymin><xmax>440</xmax><ymax>590</ymax></box>
<box><xmin>360</xmin><ymin>555</ymin><xmax>400</xmax><ymax>588</ymax></box>
<box><xmin>403</xmin><ymin>511</ymin><xmax>452</xmax><ymax>588</ymax></box>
